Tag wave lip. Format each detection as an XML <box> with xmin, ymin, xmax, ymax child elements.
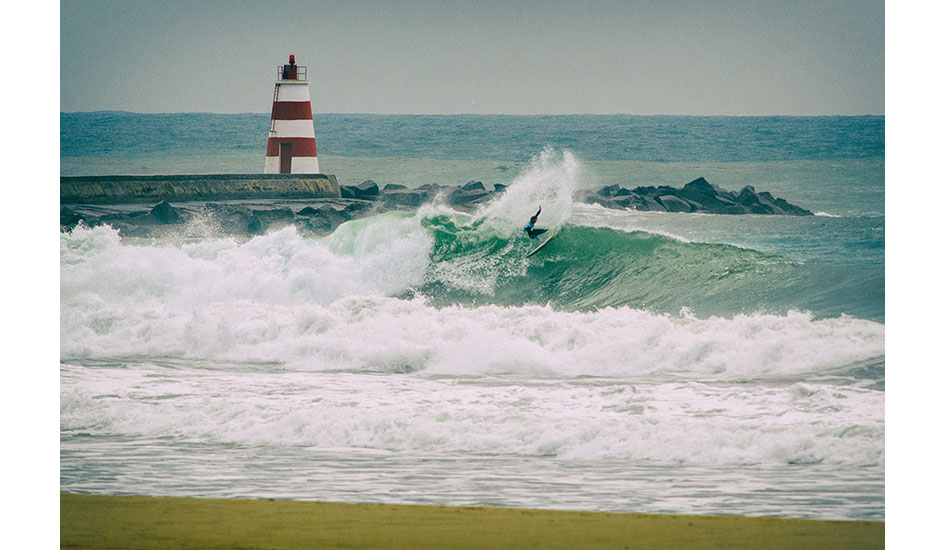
<box><xmin>419</xmin><ymin>217</ymin><xmax>881</xmax><ymax>320</ymax></box>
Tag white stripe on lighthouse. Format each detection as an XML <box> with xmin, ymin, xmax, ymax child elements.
<box><xmin>265</xmin><ymin>156</ymin><xmax>320</xmax><ymax>174</ymax></box>
<box><xmin>275</xmin><ymin>83</ymin><xmax>312</xmax><ymax>102</ymax></box>
<box><xmin>292</xmin><ymin>157</ymin><xmax>320</xmax><ymax>173</ymax></box>
<box><xmin>269</xmin><ymin>119</ymin><xmax>316</xmax><ymax>138</ymax></box>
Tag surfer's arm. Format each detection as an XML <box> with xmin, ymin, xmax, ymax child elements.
<box><xmin>528</xmin><ymin>206</ymin><xmax>542</xmax><ymax>225</ymax></box>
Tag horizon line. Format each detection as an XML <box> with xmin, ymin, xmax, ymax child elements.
<box><xmin>61</xmin><ymin>110</ymin><xmax>886</xmax><ymax>118</ymax></box>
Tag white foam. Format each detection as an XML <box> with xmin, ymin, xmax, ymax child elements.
<box><xmin>60</xmin><ymin>218</ymin><xmax>432</xmax><ymax>360</ymax></box>
<box><xmin>61</xmin><ymin>193</ymin><xmax>884</xmax><ymax>378</ymax></box>
<box><xmin>61</xmin><ymin>221</ymin><xmax>884</xmax><ymax>377</ymax></box>
<box><xmin>60</xmin><ymin>218</ymin><xmax>884</xmax><ymax>469</ymax></box>
<box><xmin>60</xmin><ymin>363</ymin><xmax>884</xmax><ymax>467</ymax></box>
<box><xmin>472</xmin><ymin>147</ymin><xmax>579</xmax><ymax>236</ymax></box>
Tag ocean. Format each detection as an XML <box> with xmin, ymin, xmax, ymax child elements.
<box><xmin>60</xmin><ymin>113</ymin><xmax>884</xmax><ymax>520</ymax></box>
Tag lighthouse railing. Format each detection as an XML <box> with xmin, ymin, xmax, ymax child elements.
<box><xmin>277</xmin><ymin>65</ymin><xmax>307</xmax><ymax>81</ymax></box>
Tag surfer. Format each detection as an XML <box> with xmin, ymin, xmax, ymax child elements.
<box><xmin>523</xmin><ymin>205</ymin><xmax>547</xmax><ymax>241</ymax></box>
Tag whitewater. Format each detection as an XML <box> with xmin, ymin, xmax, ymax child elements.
<box><xmin>61</xmin><ymin>147</ymin><xmax>884</xmax><ymax>520</ymax></box>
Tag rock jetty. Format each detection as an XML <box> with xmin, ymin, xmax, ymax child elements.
<box><xmin>578</xmin><ymin>177</ymin><xmax>813</xmax><ymax>216</ymax></box>
<box><xmin>61</xmin><ymin>177</ymin><xmax>811</xmax><ymax>238</ymax></box>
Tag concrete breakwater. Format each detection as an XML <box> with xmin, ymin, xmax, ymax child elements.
<box><xmin>60</xmin><ymin>174</ymin><xmax>340</xmax><ymax>205</ymax></box>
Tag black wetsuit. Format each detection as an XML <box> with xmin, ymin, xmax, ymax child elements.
<box><xmin>523</xmin><ymin>208</ymin><xmax>547</xmax><ymax>240</ymax></box>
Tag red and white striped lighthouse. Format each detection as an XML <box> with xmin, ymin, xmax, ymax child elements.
<box><xmin>265</xmin><ymin>54</ymin><xmax>320</xmax><ymax>174</ymax></box>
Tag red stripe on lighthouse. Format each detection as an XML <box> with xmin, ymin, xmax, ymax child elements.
<box><xmin>271</xmin><ymin>101</ymin><xmax>313</xmax><ymax>120</ymax></box>
<box><xmin>265</xmin><ymin>137</ymin><xmax>318</xmax><ymax>157</ymax></box>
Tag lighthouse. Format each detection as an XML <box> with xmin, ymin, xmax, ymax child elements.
<box><xmin>265</xmin><ymin>54</ymin><xmax>320</xmax><ymax>174</ymax></box>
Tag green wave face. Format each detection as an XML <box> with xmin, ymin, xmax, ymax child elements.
<box><xmin>414</xmin><ymin>216</ymin><xmax>881</xmax><ymax>320</ymax></box>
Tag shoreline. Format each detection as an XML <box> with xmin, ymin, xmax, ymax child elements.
<box><xmin>60</xmin><ymin>493</ymin><xmax>883</xmax><ymax>549</ymax></box>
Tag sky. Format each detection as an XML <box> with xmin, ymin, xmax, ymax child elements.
<box><xmin>60</xmin><ymin>0</ymin><xmax>884</xmax><ymax>115</ymax></box>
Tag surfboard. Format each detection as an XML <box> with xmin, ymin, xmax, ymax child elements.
<box><xmin>527</xmin><ymin>231</ymin><xmax>557</xmax><ymax>257</ymax></box>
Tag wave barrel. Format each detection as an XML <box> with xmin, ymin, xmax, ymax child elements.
<box><xmin>265</xmin><ymin>54</ymin><xmax>320</xmax><ymax>174</ymax></box>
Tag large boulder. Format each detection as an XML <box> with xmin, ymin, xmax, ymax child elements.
<box><xmin>632</xmin><ymin>185</ymin><xmax>656</xmax><ymax>196</ymax></box>
<box><xmin>736</xmin><ymin>188</ymin><xmax>814</xmax><ymax>215</ymax></box>
<box><xmin>771</xmin><ymin>196</ymin><xmax>812</xmax><ymax>216</ymax></box>
<box><xmin>658</xmin><ymin>195</ymin><xmax>693</xmax><ymax>213</ymax></box>
<box><xmin>343</xmin><ymin>200</ymin><xmax>375</xmax><ymax>216</ymax></box>
<box><xmin>297</xmin><ymin>204</ymin><xmax>348</xmax><ymax>233</ymax></box>
<box><xmin>597</xmin><ymin>184</ymin><xmax>621</xmax><ymax>197</ymax></box>
<box><xmin>736</xmin><ymin>186</ymin><xmax>762</xmax><ymax>207</ymax></box>
<box><xmin>249</xmin><ymin>207</ymin><xmax>295</xmax><ymax>233</ymax></box>
<box><xmin>447</xmin><ymin>185</ymin><xmax>493</xmax><ymax>210</ymax></box>
<box><xmin>755</xmin><ymin>192</ymin><xmax>785</xmax><ymax>215</ymax></box>
<box><xmin>612</xmin><ymin>195</ymin><xmax>642</xmax><ymax>209</ymax></box>
<box><xmin>576</xmin><ymin>190</ymin><xmax>619</xmax><ymax>209</ymax></box>
<box><xmin>721</xmin><ymin>203</ymin><xmax>753</xmax><ymax>215</ymax></box>
<box><xmin>150</xmin><ymin>200</ymin><xmax>181</xmax><ymax>224</ymax></box>
<box><xmin>203</xmin><ymin>203</ymin><xmax>254</xmax><ymax>233</ymax></box>
<box><xmin>379</xmin><ymin>184</ymin><xmax>438</xmax><ymax>209</ymax></box>
<box><xmin>296</xmin><ymin>206</ymin><xmax>320</xmax><ymax>216</ymax></box>
<box><xmin>674</xmin><ymin>179</ymin><xmax>757</xmax><ymax>214</ymax></box>
<box><xmin>341</xmin><ymin>180</ymin><xmax>380</xmax><ymax>200</ymax></box>
<box><xmin>675</xmin><ymin>177</ymin><xmax>719</xmax><ymax>204</ymax></box>
<box><xmin>636</xmin><ymin>195</ymin><xmax>667</xmax><ymax>211</ymax></box>
<box><xmin>383</xmin><ymin>188</ymin><xmax>431</xmax><ymax>209</ymax></box>
<box><xmin>354</xmin><ymin>180</ymin><xmax>380</xmax><ymax>199</ymax></box>
<box><xmin>461</xmin><ymin>180</ymin><xmax>487</xmax><ymax>192</ymax></box>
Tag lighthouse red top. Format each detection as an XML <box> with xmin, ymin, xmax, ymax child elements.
<box><xmin>280</xmin><ymin>54</ymin><xmax>306</xmax><ymax>81</ymax></box>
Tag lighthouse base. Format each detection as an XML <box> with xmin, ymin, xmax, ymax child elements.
<box><xmin>264</xmin><ymin>156</ymin><xmax>320</xmax><ymax>175</ymax></box>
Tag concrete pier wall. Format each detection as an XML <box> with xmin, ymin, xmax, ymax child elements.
<box><xmin>61</xmin><ymin>174</ymin><xmax>340</xmax><ymax>205</ymax></box>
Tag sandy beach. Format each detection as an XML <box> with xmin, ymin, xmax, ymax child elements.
<box><xmin>60</xmin><ymin>493</ymin><xmax>883</xmax><ymax>549</ymax></box>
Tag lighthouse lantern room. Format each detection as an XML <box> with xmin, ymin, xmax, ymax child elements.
<box><xmin>265</xmin><ymin>54</ymin><xmax>320</xmax><ymax>174</ymax></box>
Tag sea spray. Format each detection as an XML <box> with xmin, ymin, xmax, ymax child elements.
<box><xmin>473</xmin><ymin>147</ymin><xmax>579</xmax><ymax>235</ymax></box>
<box><xmin>416</xmin><ymin>148</ymin><xmax>585</xmax><ymax>297</ymax></box>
